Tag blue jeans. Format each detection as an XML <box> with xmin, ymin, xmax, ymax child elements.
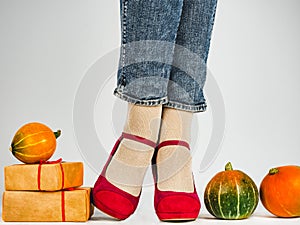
<box><xmin>114</xmin><ymin>0</ymin><xmax>218</xmax><ymax>112</ymax></box>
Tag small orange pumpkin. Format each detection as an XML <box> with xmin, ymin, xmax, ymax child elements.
<box><xmin>260</xmin><ymin>165</ymin><xmax>300</xmax><ymax>217</ymax></box>
<box><xmin>10</xmin><ymin>122</ymin><xmax>61</xmax><ymax>164</ymax></box>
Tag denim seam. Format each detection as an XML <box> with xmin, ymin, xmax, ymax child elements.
<box><xmin>114</xmin><ymin>88</ymin><xmax>169</xmax><ymax>106</ymax></box>
<box><xmin>120</xmin><ymin>0</ymin><xmax>128</xmax><ymax>89</ymax></box>
<box><xmin>204</xmin><ymin>0</ymin><xmax>218</xmax><ymax>63</ymax></box>
<box><xmin>164</xmin><ymin>100</ymin><xmax>207</xmax><ymax>112</ymax></box>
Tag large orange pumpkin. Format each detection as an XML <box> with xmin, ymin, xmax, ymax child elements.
<box><xmin>10</xmin><ymin>122</ymin><xmax>61</xmax><ymax>164</ymax></box>
<box><xmin>260</xmin><ymin>165</ymin><xmax>300</xmax><ymax>217</ymax></box>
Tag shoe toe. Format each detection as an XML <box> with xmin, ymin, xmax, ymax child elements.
<box><xmin>158</xmin><ymin>195</ymin><xmax>200</xmax><ymax>213</ymax></box>
<box><xmin>156</xmin><ymin>195</ymin><xmax>200</xmax><ymax>221</ymax></box>
<box><xmin>93</xmin><ymin>190</ymin><xmax>135</xmax><ymax>220</ymax></box>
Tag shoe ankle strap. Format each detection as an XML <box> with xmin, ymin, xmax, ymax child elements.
<box><xmin>156</xmin><ymin>140</ymin><xmax>190</xmax><ymax>151</ymax></box>
<box><xmin>121</xmin><ymin>132</ymin><xmax>157</xmax><ymax>148</ymax></box>
<box><xmin>120</xmin><ymin>133</ymin><xmax>190</xmax><ymax>150</ymax></box>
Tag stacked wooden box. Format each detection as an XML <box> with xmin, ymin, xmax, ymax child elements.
<box><xmin>2</xmin><ymin>160</ymin><xmax>94</xmax><ymax>222</ymax></box>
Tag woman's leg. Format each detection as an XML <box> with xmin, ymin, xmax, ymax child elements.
<box><xmin>93</xmin><ymin>0</ymin><xmax>185</xmax><ymax>220</ymax></box>
<box><xmin>108</xmin><ymin>0</ymin><xmax>185</xmax><ymax>196</ymax></box>
<box><xmin>156</xmin><ymin>0</ymin><xmax>218</xmax><ymax>189</ymax></box>
<box><xmin>154</xmin><ymin>0</ymin><xmax>218</xmax><ymax>221</ymax></box>
<box><xmin>105</xmin><ymin>103</ymin><xmax>162</xmax><ymax>196</ymax></box>
<box><xmin>166</xmin><ymin>0</ymin><xmax>218</xmax><ymax>112</ymax></box>
<box><xmin>93</xmin><ymin>104</ymin><xmax>162</xmax><ymax>220</ymax></box>
<box><xmin>114</xmin><ymin>0</ymin><xmax>184</xmax><ymax>106</ymax></box>
<box><xmin>157</xmin><ymin>107</ymin><xmax>194</xmax><ymax>192</ymax></box>
<box><xmin>153</xmin><ymin>107</ymin><xmax>201</xmax><ymax>221</ymax></box>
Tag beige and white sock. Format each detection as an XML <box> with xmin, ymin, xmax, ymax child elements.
<box><xmin>156</xmin><ymin>107</ymin><xmax>194</xmax><ymax>193</ymax></box>
<box><xmin>106</xmin><ymin>103</ymin><xmax>162</xmax><ymax>196</ymax></box>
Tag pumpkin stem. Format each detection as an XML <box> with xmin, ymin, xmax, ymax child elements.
<box><xmin>269</xmin><ymin>167</ymin><xmax>279</xmax><ymax>175</ymax></box>
<box><xmin>225</xmin><ymin>162</ymin><xmax>233</xmax><ymax>171</ymax></box>
<box><xmin>54</xmin><ymin>130</ymin><xmax>61</xmax><ymax>139</ymax></box>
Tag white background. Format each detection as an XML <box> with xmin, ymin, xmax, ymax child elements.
<box><xmin>0</xmin><ymin>0</ymin><xmax>300</xmax><ymax>224</ymax></box>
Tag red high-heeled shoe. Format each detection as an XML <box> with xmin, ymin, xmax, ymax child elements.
<box><xmin>92</xmin><ymin>132</ymin><xmax>157</xmax><ymax>220</ymax></box>
<box><xmin>152</xmin><ymin>140</ymin><xmax>201</xmax><ymax>221</ymax></box>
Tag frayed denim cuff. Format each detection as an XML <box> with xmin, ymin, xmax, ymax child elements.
<box><xmin>114</xmin><ymin>88</ymin><xmax>168</xmax><ymax>106</ymax></box>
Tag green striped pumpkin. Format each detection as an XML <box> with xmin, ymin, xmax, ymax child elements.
<box><xmin>204</xmin><ymin>162</ymin><xmax>259</xmax><ymax>219</ymax></box>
